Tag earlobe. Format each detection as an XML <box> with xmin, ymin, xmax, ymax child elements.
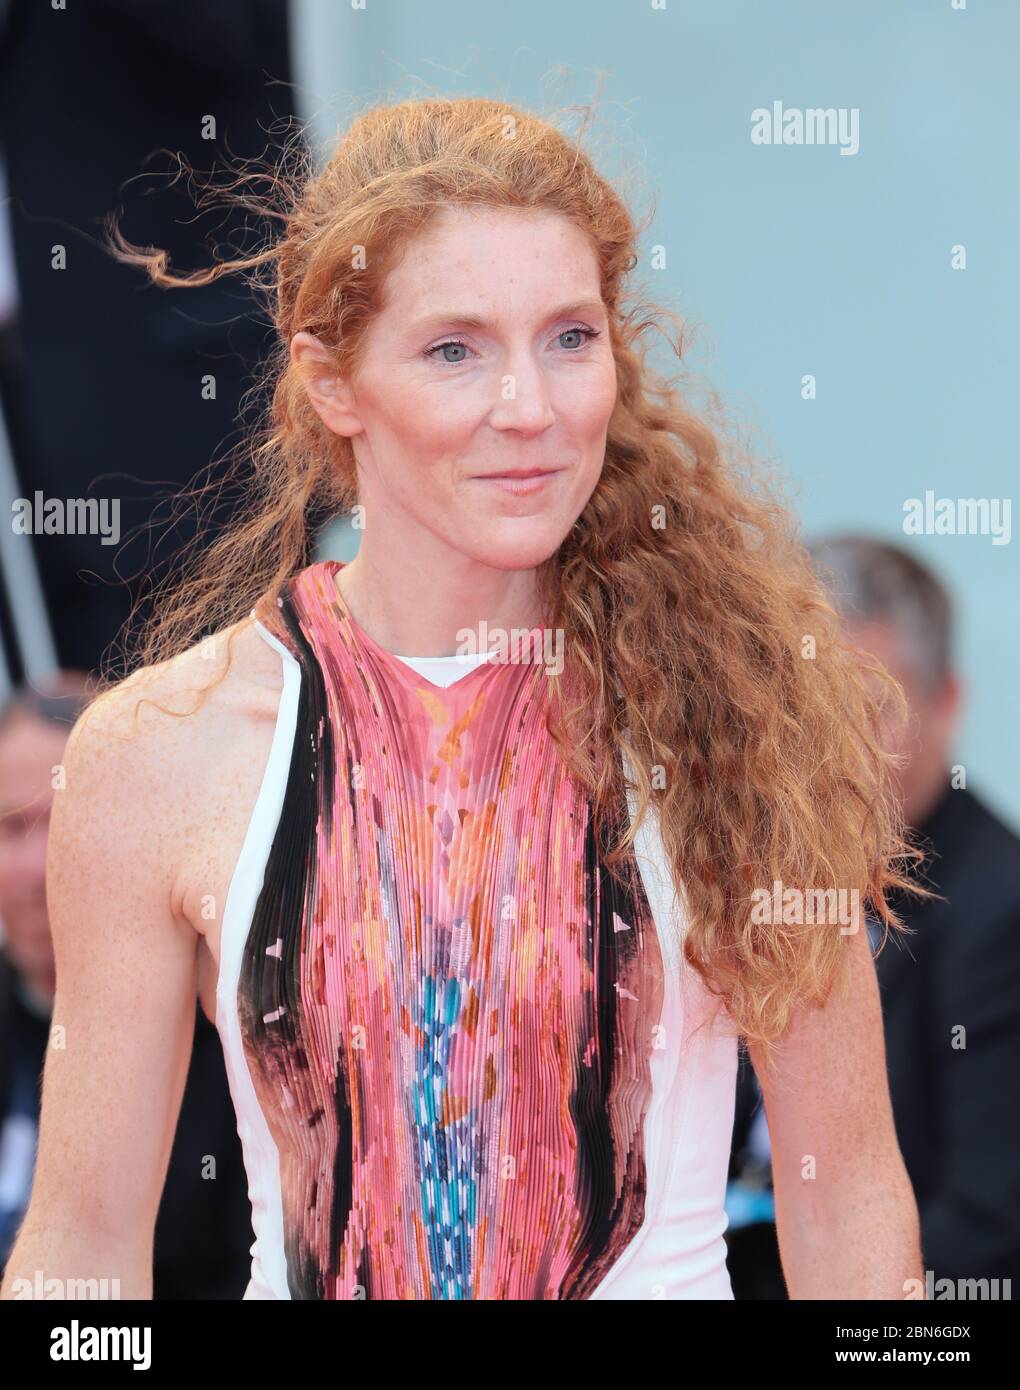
<box><xmin>290</xmin><ymin>330</ymin><xmax>362</xmax><ymax>438</ymax></box>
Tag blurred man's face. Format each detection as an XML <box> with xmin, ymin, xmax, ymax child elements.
<box><xmin>841</xmin><ymin>619</ymin><xmax>961</xmax><ymax>828</ymax></box>
<box><xmin>0</xmin><ymin>711</ymin><xmax>66</xmax><ymax>1002</ymax></box>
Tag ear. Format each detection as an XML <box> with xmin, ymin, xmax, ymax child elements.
<box><xmin>935</xmin><ymin>671</ymin><xmax>964</xmax><ymax>730</ymax></box>
<box><xmin>290</xmin><ymin>331</ymin><xmax>363</xmax><ymax>438</ymax></box>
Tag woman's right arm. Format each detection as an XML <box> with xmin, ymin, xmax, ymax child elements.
<box><xmin>0</xmin><ymin>677</ymin><xmax>203</xmax><ymax>1300</ymax></box>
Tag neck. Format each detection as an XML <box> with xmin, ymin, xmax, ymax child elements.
<box><xmin>335</xmin><ymin>545</ymin><xmax>545</xmax><ymax>658</ymax></box>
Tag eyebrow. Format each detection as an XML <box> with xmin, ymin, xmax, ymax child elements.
<box><xmin>410</xmin><ymin>299</ymin><xmax>607</xmax><ymax>335</ymax></box>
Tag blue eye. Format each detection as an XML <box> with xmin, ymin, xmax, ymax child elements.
<box><xmin>430</xmin><ymin>341</ymin><xmax>468</xmax><ymax>364</ymax></box>
<box><xmin>424</xmin><ymin>324</ymin><xmax>600</xmax><ymax>365</ymax></box>
<box><xmin>558</xmin><ymin>326</ymin><xmax>599</xmax><ymax>349</ymax></box>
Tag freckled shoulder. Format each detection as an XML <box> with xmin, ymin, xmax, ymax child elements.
<box><xmin>70</xmin><ymin>617</ymin><xmax>288</xmax><ymax>933</ymax></box>
<box><xmin>77</xmin><ymin>615</ymin><xmax>285</xmax><ymax>754</ymax></box>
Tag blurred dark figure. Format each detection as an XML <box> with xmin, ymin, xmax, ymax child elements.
<box><xmin>0</xmin><ymin>0</ymin><xmax>296</xmax><ymax>1299</ymax></box>
<box><xmin>0</xmin><ymin>0</ymin><xmax>298</xmax><ymax>676</ymax></box>
<box><xmin>0</xmin><ymin>677</ymin><xmax>254</xmax><ymax>1296</ymax></box>
<box><xmin>726</xmin><ymin>537</ymin><xmax>1020</xmax><ymax>1298</ymax></box>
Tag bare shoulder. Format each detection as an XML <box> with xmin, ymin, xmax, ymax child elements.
<box><xmin>72</xmin><ymin>616</ymin><xmax>285</xmax><ymax>773</ymax></box>
<box><xmin>59</xmin><ymin>617</ymin><xmax>288</xmax><ymax>915</ymax></box>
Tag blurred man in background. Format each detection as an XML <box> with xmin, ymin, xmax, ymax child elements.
<box><xmin>726</xmin><ymin>537</ymin><xmax>1020</xmax><ymax>1298</ymax></box>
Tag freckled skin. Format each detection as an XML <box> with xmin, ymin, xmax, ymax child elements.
<box><xmin>0</xmin><ymin>619</ymin><xmax>288</xmax><ymax>1299</ymax></box>
<box><xmin>171</xmin><ymin>626</ymin><xmax>290</xmax><ymax>1021</ymax></box>
<box><xmin>750</xmin><ymin>923</ymin><xmax>924</xmax><ymax>1298</ymax></box>
<box><xmin>0</xmin><ymin>712</ymin><xmax>69</xmax><ymax>1003</ymax></box>
<box><xmin>290</xmin><ymin>204</ymin><xmax>619</xmax><ymax>658</ymax></box>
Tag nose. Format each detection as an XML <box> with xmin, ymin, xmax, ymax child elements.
<box><xmin>487</xmin><ymin>350</ymin><xmax>556</xmax><ymax>435</ymax></box>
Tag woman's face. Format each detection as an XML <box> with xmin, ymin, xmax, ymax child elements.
<box><xmin>296</xmin><ymin>205</ymin><xmax>618</xmax><ymax>571</ymax></box>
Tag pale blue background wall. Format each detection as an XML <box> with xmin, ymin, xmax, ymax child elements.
<box><xmin>295</xmin><ymin>0</ymin><xmax>1019</xmax><ymax>828</ymax></box>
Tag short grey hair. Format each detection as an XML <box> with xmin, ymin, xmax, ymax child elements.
<box><xmin>807</xmin><ymin>535</ymin><xmax>953</xmax><ymax>696</ymax></box>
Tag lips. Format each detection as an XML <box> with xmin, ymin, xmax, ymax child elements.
<box><xmin>472</xmin><ymin>468</ymin><xmax>562</xmax><ymax>496</ymax></box>
<box><xmin>473</xmin><ymin>468</ymin><xmax>560</xmax><ymax>480</ymax></box>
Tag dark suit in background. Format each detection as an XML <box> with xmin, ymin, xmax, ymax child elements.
<box><xmin>876</xmin><ymin>780</ymin><xmax>1020</xmax><ymax>1286</ymax></box>
<box><xmin>726</xmin><ymin>779</ymin><xmax>1020</xmax><ymax>1296</ymax></box>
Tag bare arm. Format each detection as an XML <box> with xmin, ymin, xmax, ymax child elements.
<box><xmin>0</xmin><ymin>679</ymin><xmax>201</xmax><ymax>1300</ymax></box>
<box><xmin>749</xmin><ymin>923</ymin><xmax>923</xmax><ymax>1299</ymax></box>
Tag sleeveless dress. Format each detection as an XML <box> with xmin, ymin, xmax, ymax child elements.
<box><xmin>213</xmin><ymin>558</ymin><xmax>738</xmax><ymax>1299</ymax></box>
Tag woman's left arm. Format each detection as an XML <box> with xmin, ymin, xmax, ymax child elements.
<box><xmin>748</xmin><ymin>923</ymin><xmax>924</xmax><ymax>1299</ymax></box>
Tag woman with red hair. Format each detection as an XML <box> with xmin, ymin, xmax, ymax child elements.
<box><xmin>2</xmin><ymin>98</ymin><xmax>924</xmax><ymax>1301</ymax></box>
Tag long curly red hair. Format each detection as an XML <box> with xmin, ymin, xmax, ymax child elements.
<box><xmin>98</xmin><ymin>96</ymin><xmax>928</xmax><ymax>1060</ymax></box>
